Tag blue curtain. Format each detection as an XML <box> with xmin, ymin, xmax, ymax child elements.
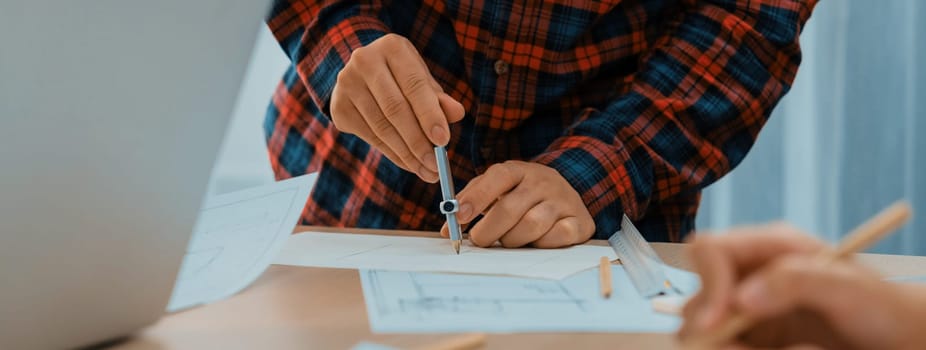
<box><xmin>697</xmin><ymin>0</ymin><xmax>926</xmax><ymax>255</ymax></box>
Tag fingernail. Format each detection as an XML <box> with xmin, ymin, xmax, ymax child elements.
<box><xmin>431</xmin><ymin>125</ymin><xmax>448</xmax><ymax>145</ymax></box>
<box><xmin>738</xmin><ymin>278</ymin><xmax>769</xmax><ymax>312</ymax></box>
<box><xmin>459</xmin><ymin>202</ymin><xmax>472</xmax><ymax>221</ymax></box>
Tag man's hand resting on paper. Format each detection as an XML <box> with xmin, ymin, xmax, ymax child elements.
<box><xmin>440</xmin><ymin>161</ymin><xmax>595</xmax><ymax>249</ymax></box>
<box><xmin>678</xmin><ymin>225</ymin><xmax>926</xmax><ymax>349</ymax></box>
<box><xmin>330</xmin><ymin>34</ymin><xmax>465</xmax><ymax>183</ymax></box>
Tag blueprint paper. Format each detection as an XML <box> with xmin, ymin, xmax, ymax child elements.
<box><xmin>273</xmin><ymin>232</ymin><xmax>618</xmax><ymax>280</ymax></box>
<box><xmin>358</xmin><ymin>265</ymin><xmax>700</xmax><ymax>333</ymax></box>
<box><xmin>167</xmin><ymin>174</ymin><xmax>317</xmax><ymax>312</ymax></box>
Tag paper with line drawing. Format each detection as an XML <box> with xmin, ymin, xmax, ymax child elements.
<box><xmin>359</xmin><ymin>266</ymin><xmax>700</xmax><ymax>333</ymax></box>
<box><xmin>273</xmin><ymin>232</ymin><xmax>618</xmax><ymax>280</ymax></box>
<box><xmin>167</xmin><ymin>174</ymin><xmax>316</xmax><ymax>312</ymax></box>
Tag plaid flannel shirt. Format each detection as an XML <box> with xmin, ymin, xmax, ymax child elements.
<box><xmin>264</xmin><ymin>0</ymin><xmax>817</xmax><ymax>242</ymax></box>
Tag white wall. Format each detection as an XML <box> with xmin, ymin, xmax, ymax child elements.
<box><xmin>209</xmin><ymin>26</ymin><xmax>288</xmax><ymax>195</ymax></box>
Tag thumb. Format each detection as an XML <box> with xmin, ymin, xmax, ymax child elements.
<box><xmin>438</xmin><ymin>93</ymin><xmax>465</xmax><ymax>124</ymax></box>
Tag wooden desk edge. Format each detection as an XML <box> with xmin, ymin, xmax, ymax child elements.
<box><xmin>119</xmin><ymin>227</ymin><xmax>926</xmax><ymax>350</ymax></box>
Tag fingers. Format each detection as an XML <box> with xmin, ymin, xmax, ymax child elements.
<box><xmin>409</xmin><ymin>46</ymin><xmax>465</xmax><ymax>125</ymax></box>
<box><xmin>702</xmin><ymin>223</ymin><xmax>826</xmax><ymax>269</ymax></box>
<box><xmin>531</xmin><ymin>217</ymin><xmax>583</xmax><ymax>249</ymax></box>
<box><xmin>453</xmin><ymin>161</ymin><xmax>593</xmax><ymax>249</ymax></box>
<box><xmin>682</xmin><ymin>224</ymin><xmax>826</xmax><ymax>333</ymax></box>
<box><xmin>385</xmin><ymin>48</ymin><xmax>450</xmax><ymax>147</ymax></box>
<box><xmin>438</xmin><ymin>93</ymin><xmax>466</xmax><ymax>124</ymax></box>
<box><xmin>678</xmin><ymin>293</ymin><xmax>707</xmax><ymax>340</ymax></box>
<box><xmin>681</xmin><ymin>227</ymin><xmax>915</xmax><ymax>350</ymax></box>
<box><xmin>332</xmin><ymin>34</ymin><xmax>469</xmax><ymax>183</ymax></box>
<box><xmin>350</xmin><ymin>86</ymin><xmax>434</xmax><ymax>181</ymax></box>
<box><xmin>469</xmin><ymin>186</ymin><xmax>543</xmax><ymax>248</ymax></box>
<box><xmin>686</xmin><ymin>235</ymin><xmax>736</xmax><ymax>331</ymax></box>
<box><xmin>735</xmin><ymin>256</ymin><xmax>884</xmax><ymax>323</ymax></box>
<box><xmin>339</xmin><ymin>101</ymin><xmax>409</xmax><ymax>172</ymax></box>
<box><xmin>727</xmin><ymin>255</ymin><xmax>913</xmax><ymax>350</ymax></box>
<box><xmin>456</xmin><ymin>162</ymin><xmax>525</xmax><ymax>224</ymax></box>
<box><xmin>498</xmin><ymin>201</ymin><xmax>558</xmax><ymax>248</ymax></box>
<box><xmin>362</xmin><ymin>66</ymin><xmax>439</xmax><ymax>178</ymax></box>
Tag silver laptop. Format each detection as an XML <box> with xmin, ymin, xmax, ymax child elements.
<box><xmin>0</xmin><ymin>1</ymin><xmax>271</xmax><ymax>348</ymax></box>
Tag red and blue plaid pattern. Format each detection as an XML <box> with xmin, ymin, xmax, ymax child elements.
<box><xmin>264</xmin><ymin>0</ymin><xmax>817</xmax><ymax>242</ymax></box>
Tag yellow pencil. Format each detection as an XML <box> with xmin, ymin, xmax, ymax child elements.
<box><xmin>600</xmin><ymin>256</ymin><xmax>612</xmax><ymax>299</ymax></box>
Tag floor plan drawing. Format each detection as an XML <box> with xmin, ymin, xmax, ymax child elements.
<box><xmin>167</xmin><ymin>174</ymin><xmax>316</xmax><ymax>311</ymax></box>
<box><xmin>359</xmin><ymin>266</ymin><xmax>699</xmax><ymax>333</ymax></box>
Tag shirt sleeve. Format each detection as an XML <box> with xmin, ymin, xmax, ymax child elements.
<box><xmin>266</xmin><ymin>0</ymin><xmax>390</xmax><ymax>116</ymax></box>
<box><xmin>532</xmin><ymin>0</ymin><xmax>818</xmax><ymax>239</ymax></box>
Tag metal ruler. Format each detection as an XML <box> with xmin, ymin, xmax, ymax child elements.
<box><xmin>607</xmin><ymin>214</ymin><xmax>681</xmax><ymax>298</ymax></box>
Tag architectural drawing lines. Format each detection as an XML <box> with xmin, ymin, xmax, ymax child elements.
<box><xmin>367</xmin><ymin>270</ymin><xmax>589</xmax><ymax>319</ymax></box>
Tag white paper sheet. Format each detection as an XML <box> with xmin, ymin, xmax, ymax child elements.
<box><xmin>273</xmin><ymin>232</ymin><xmax>618</xmax><ymax>280</ymax></box>
<box><xmin>359</xmin><ymin>265</ymin><xmax>700</xmax><ymax>333</ymax></box>
<box><xmin>167</xmin><ymin>174</ymin><xmax>316</xmax><ymax>311</ymax></box>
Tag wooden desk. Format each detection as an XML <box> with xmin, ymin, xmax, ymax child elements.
<box><xmin>116</xmin><ymin>227</ymin><xmax>926</xmax><ymax>350</ymax></box>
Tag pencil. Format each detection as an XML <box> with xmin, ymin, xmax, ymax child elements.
<box><xmin>682</xmin><ymin>200</ymin><xmax>913</xmax><ymax>349</ymax></box>
<box><xmin>413</xmin><ymin>333</ymin><xmax>487</xmax><ymax>350</ymax></box>
<box><xmin>600</xmin><ymin>256</ymin><xmax>612</xmax><ymax>298</ymax></box>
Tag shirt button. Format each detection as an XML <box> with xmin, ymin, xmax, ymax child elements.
<box><xmin>493</xmin><ymin>60</ymin><xmax>509</xmax><ymax>75</ymax></box>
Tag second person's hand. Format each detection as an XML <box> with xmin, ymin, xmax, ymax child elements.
<box><xmin>330</xmin><ymin>34</ymin><xmax>465</xmax><ymax>183</ymax></box>
<box><xmin>679</xmin><ymin>226</ymin><xmax>926</xmax><ymax>349</ymax></box>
